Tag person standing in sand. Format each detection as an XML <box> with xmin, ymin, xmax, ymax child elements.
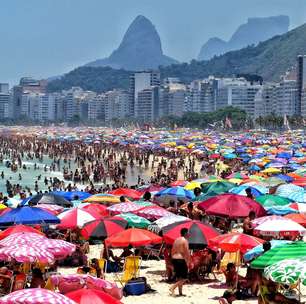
<box><xmin>169</xmin><ymin>228</ymin><xmax>190</xmax><ymax>297</ymax></box>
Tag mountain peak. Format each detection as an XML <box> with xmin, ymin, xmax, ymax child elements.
<box><xmin>86</xmin><ymin>15</ymin><xmax>178</xmax><ymax>70</ymax></box>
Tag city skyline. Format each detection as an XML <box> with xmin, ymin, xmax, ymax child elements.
<box><xmin>1</xmin><ymin>0</ymin><xmax>306</xmax><ymax>85</ymax></box>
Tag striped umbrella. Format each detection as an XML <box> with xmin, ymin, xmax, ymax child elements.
<box><xmin>275</xmin><ymin>184</ymin><xmax>304</xmax><ymax>198</ymax></box>
<box><xmin>288</xmin><ymin>192</ymin><xmax>306</xmax><ymax>203</ymax></box>
<box><xmin>0</xmin><ymin>232</ymin><xmax>45</xmax><ymax>247</ymax></box>
<box><xmin>0</xmin><ymin>288</ymin><xmax>76</xmax><ymax>304</ymax></box>
<box><xmin>251</xmin><ymin>242</ymin><xmax>306</xmax><ymax>269</ymax></box>
<box><xmin>154</xmin><ymin>187</ymin><xmax>195</xmax><ymax>206</ymax></box>
<box><xmin>135</xmin><ymin>206</ymin><xmax>173</xmax><ymax>220</ymax></box>
<box><xmin>148</xmin><ymin>215</ymin><xmax>190</xmax><ymax>233</ymax></box>
<box><xmin>34</xmin><ymin>204</ymin><xmax>64</xmax><ymax>215</ymax></box>
<box><xmin>115</xmin><ymin>213</ymin><xmax>150</xmax><ymax>229</ymax></box>
<box><xmin>107</xmin><ymin>202</ymin><xmax>142</xmax><ymax>215</ymax></box>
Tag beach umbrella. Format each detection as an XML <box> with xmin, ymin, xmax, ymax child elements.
<box><xmin>284</xmin><ymin>213</ymin><xmax>306</xmax><ymax>227</ymax></box>
<box><xmin>83</xmin><ymin>194</ymin><xmax>122</xmax><ymax>205</ymax></box>
<box><xmin>244</xmin><ymin>240</ymin><xmax>292</xmax><ymax>262</ymax></box>
<box><xmin>148</xmin><ymin>215</ymin><xmax>190</xmax><ymax>233</ymax></box>
<box><xmin>275</xmin><ymin>174</ymin><xmax>294</xmax><ymax>183</ymax></box>
<box><xmin>57</xmin><ymin>209</ymin><xmax>101</xmax><ymax>230</ymax></box>
<box><xmin>262</xmin><ymin>168</ymin><xmax>281</xmax><ymax>174</ymax></box>
<box><xmin>201</xmin><ymin>181</ymin><xmax>235</xmax><ymax>195</ymax></box>
<box><xmin>162</xmin><ymin>220</ymin><xmax>220</xmax><ymax>249</ymax></box>
<box><xmin>27</xmin><ymin>193</ymin><xmax>72</xmax><ymax>208</ymax></box>
<box><xmin>0</xmin><ymin>206</ymin><xmax>60</xmax><ymax>227</ymax></box>
<box><xmin>170</xmin><ymin>180</ymin><xmax>188</xmax><ymax>187</ymax></box>
<box><xmin>229</xmin><ymin>185</ymin><xmax>265</xmax><ymax>197</ymax></box>
<box><xmin>265</xmin><ymin>206</ymin><xmax>298</xmax><ymax>215</ymax></box>
<box><xmin>226</xmin><ymin>172</ymin><xmax>249</xmax><ymax>180</ymax></box>
<box><xmin>81</xmin><ymin>217</ymin><xmax>128</xmax><ymax>239</ymax></box>
<box><xmin>289</xmin><ymin>203</ymin><xmax>306</xmax><ymax>213</ymax></box>
<box><xmin>0</xmin><ymin>225</ymin><xmax>44</xmax><ymax>240</ymax></box>
<box><xmin>115</xmin><ymin>213</ymin><xmax>150</xmax><ymax>229</ymax></box>
<box><xmin>251</xmin><ymin>242</ymin><xmax>306</xmax><ymax>269</ymax></box>
<box><xmin>292</xmin><ymin>178</ymin><xmax>306</xmax><ymax>187</ymax></box>
<box><xmin>138</xmin><ymin>185</ymin><xmax>165</xmax><ymax>193</ymax></box>
<box><xmin>154</xmin><ymin>187</ymin><xmax>195</xmax><ymax>205</ymax></box>
<box><xmin>209</xmin><ymin>232</ymin><xmax>264</xmax><ymax>253</ymax></box>
<box><xmin>109</xmin><ymin>188</ymin><xmax>142</xmax><ymax>200</ymax></box>
<box><xmin>275</xmin><ymin>184</ymin><xmax>304</xmax><ymax>198</ymax></box>
<box><xmin>255</xmin><ymin>195</ymin><xmax>291</xmax><ymax>207</ymax></box>
<box><xmin>133</xmin><ymin>200</ymin><xmax>154</xmax><ymax>207</ymax></box>
<box><xmin>184</xmin><ymin>181</ymin><xmax>202</xmax><ymax>190</ymax></box>
<box><xmin>0</xmin><ymin>232</ymin><xmax>45</xmax><ymax>246</ymax></box>
<box><xmin>248</xmin><ymin>165</ymin><xmax>261</xmax><ymax>172</ymax></box>
<box><xmin>107</xmin><ymin>202</ymin><xmax>142</xmax><ymax>215</ymax></box>
<box><xmin>0</xmin><ymin>244</ymin><xmax>55</xmax><ymax>264</ymax></box>
<box><xmin>65</xmin><ymin>289</ymin><xmax>122</xmax><ymax>304</ymax></box>
<box><xmin>52</xmin><ymin>191</ymin><xmax>91</xmax><ymax>201</ymax></box>
<box><xmin>135</xmin><ymin>205</ymin><xmax>173</xmax><ymax>220</ymax></box>
<box><xmin>34</xmin><ymin>204</ymin><xmax>64</xmax><ymax>215</ymax></box>
<box><xmin>252</xmin><ymin>215</ymin><xmax>284</xmax><ymax>226</ymax></box>
<box><xmin>254</xmin><ymin>218</ymin><xmax>306</xmax><ymax>237</ymax></box>
<box><xmin>264</xmin><ymin>258</ymin><xmax>306</xmax><ymax>286</ymax></box>
<box><xmin>105</xmin><ymin>228</ymin><xmax>162</xmax><ymax>248</ymax></box>
<box><xmin>198</xmin><ymin>194</ymin><xmax>266</xmax><ymax>218</ymax></box>
<box><xmin>288</xmin><ymin>192</ymin><xmax>306</xmax><ymax>203</ymax></box>
<box><xmin>0</xmin><ymin>288</ymin><xmax>76</xmax><ymax>304</ymax></box>
<box><xmin>78</xmin><ymin>203</ymin><xmax>109</xmax><ymax>217</ymax></box>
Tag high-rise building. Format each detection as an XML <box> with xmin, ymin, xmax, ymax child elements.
<box><xmin>0</xmin><ymin>83</ymin><xmax>9</xmax><ymax>94</ymax></box>
<box><xmin>129</xmin><ymin>71</ymin><xmax>160</xmax><ymax>117</ymax></box>
<box><xmin>297</xmin><ymin>55</ymin><xmax>306</xmax><ymax>115</ymax></box>
<box><xmin>105</xmin><ymin>90</ymin><xmax>129</xmax><ymax>122</ymax></box>
<box><xmin>88</xmin><ymin>94</ymin><xmax>106</xmax><ymax>122</ymax></box>
<box><xmin>0</xmin><ymin>84</ymin><xmax>10</xmax><ymax>120</ymax></box>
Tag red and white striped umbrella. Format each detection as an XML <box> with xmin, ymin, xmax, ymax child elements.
<box><xmin>135</xmin><ymin>206</ymin><xmax>173</xmax><ymax>220</ymax></box>
<box><xmin>107</xmin><ymin>202</ymin><xmax>142</xmax><ymax>215</ymax></box>
<box><xmin>57</xmin><ymin>208</ymin><xmax>101</xmax><ymax>229</ymax></box>
<box><xmin>0</xmin><ymin>232</ymin><xmax>45</xmax><ymax>247</ymax></box>
<box><xmin>252</xmin><ymin>215</ymin><xmax>284</xmax><ymax>227</ymax></box>
<box><xmin>0</xmin><ymin>288</ymin><xmax>76</xmax><ymax>304</ymax></box>
<box><xmin>34</xmin><ymin>204</ymin><xmax>64</xmax><ymax>215</ymax></box>
<box><xmin>0</xmin><ymin>245</ymin><xmax>55</xmax><ymax>263</ymax></box>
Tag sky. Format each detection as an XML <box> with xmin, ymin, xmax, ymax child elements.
<box><xmin>1</xmin><ymin>0</ymin><xmax>305</xmax><ymax>85</ymax></box>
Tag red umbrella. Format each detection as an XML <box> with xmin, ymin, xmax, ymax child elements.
<box><xmin>65</xmin><ymin>289</ymin><xmax>122</xmax><ymax>304</ymax></box>
<box><xmin>198</xmin><ymin>194</ymin><xmax>266</xmax><ymax>218</ymax></box>
<box><xmin>79</xmin><ymin>204</ymin><xmax>109</xmax><ymax>217</ymax></box>
<box><xmin>81</xmin><ymin>217</ymin><xmax>128</xmax><ymax>239</ymax></box>
<box><xmin>0</xmin><ymin>224</ymin><xmax>44</xmax><ymax>240</ymax></box>
<box><xmin>209</xmin><ymin>232</ymin><xmax>264</xmax><ymax>253</ymax></box>
<box><xmin>105</xmin><ymin>228</ymin><xmax>162</xmax><ymax>247</ymax></box>
<box><xmin>135</xmin><ymin>205</ymin><xmax>172</xmax><ymax>220</ymax></box>
<box><xmin>284</xmin><ymin>213</ymin><xmax>306</xmax><ymax>227</ymax></box>
<box><xmin>162</xmin><ymin>220</ymin><xmax>220</xmax><ymax>248</ymax></box>
<box><xmin>109</xmin><ymin>188</ymin><xmax>142</xmax><ymax>200</ymax></box>
<box><xmin>170</xmin><ymin>180</ymin><xmax>188</xmax><ymax>187</ymax></box>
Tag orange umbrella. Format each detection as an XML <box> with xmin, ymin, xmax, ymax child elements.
<box><xmin>109</xmin><ymin>188</ymin><xmax>142</xmax><ymax>200</ymax></box>
<box><xmin>284</xmin><ymin>213</ymin><xmax>306</xmax><ymax>227</ymax></box>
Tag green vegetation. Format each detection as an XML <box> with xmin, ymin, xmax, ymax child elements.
<box><xmin>47</xmin><ymin>67</ymin><xmax>132</xmax><ymax>93</ymax></box>
<box><xmin>255</xmin><ymin>115</ymin><xmax>306</xmax><ymax>130</ymax></box>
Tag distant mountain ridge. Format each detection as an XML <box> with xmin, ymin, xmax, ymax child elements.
<box><xmin>198</xmin><ymin>15</ymin><xmax>290</xmax><ymax>60</ymax></box>
<box><xmin>86</xmin><ymin>15</ymin><xmax>178</xmax><ymax>70</ymax></box>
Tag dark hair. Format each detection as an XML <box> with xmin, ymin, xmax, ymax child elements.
<box><xmin>180</xmin><ymin>228</ymin><xmax>189</xmax><ymax>237</ymax></box>
<box><xmin>263</xmin><ymin>241</ymin><xmax>271</xmax><ymax>252</ymax></box>
<box><xmin>194</xmin><ymin>187</ymin><xmax>202</xmax><ymax>196</ymax></box>
<box><xmin>119</xmin><ymin>196</ymin><xmax>126</xmax><ymax>202</ymax></box>
<box><xmin>169</xmin><ymin>200</ymin><xmax>175</xmax><ymax>207</ymax></box>
<box><xmin>187</xmin><ymin>202</ymin><xmax>193</xmax><ymax>210</ymax></box>
<box><xmin>249</xmin><ymin>211</ymin><xmax>256</xmax><ymax>217</ymax></box>
<box><xmin>226</xmin><ymin>263</ymin><xmax>235</xmax><ymax>271</ymax></box>
<box><xmin>143</xmin><ymin>191</ymin><xmax>151</xmax><ymax>201</ymax></box>
<box><xmin>245</xmin><ymin>188</ymin><xmax>252</xmax><ymax>194</ymax></box>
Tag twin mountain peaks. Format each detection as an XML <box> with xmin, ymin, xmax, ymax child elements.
<box><xmin>86</xmin><ymin>14</ymin><xmax>290</xmax><ymax>71</ymax></box>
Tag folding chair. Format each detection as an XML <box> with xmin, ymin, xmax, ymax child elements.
<box><xmin>145</xmin><ymin>244</ymin><xmax>162</xmax><ymax>260</ymax></box>
<box><xmin>115</xmin><ymin>256</ymin><xmax>142</xmax><ymax>286</ymax></box>
<box><xmin>98</xmin><ymin>258</ymin><xmax>107</xmax><ymax>273</ymax></box>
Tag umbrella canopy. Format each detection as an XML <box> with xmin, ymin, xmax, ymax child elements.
<box><xmin>65</xmin><ymin>288</ymin><xmax>122</xmax><ymax>304</ymax></box>
<box><xmin>251</xmin><ymin>241</ymin><xmax>306</xmax><ymax>269</ymax></box>
<box><xmin>34</xmin><ymin>204</ymin><xmax>64</xmax><ymax>215</ymax></box>
<box><xmin>0</xmin><ymin>206</ymin><xmax>60</xmax><ymax>227</ymax></box>
<box><xmin>184</xmin><ymin>181</ymin><xmax>202</xmax><ymax>190</ymax></box>
<box><xmin>57</xmin><ymin>208</ymin><xmax>101</xmax><ymax>230</ymax></box>
<box><xmin>284</xmin><ymin>213</ymin><xmax>306</xmax><ymax>227</ymax></box>
<box><xmin>252</xmin><ymin>215</ymin><xmax>284</xmax><ymax>227</ymax></box>
<box><xmin>52</xmin><ymin>191</ymin><xmax>91</xmax><ymax>201</ymax></box>
<box><xmin>254</xmin><ymin>218</ymin><xmax>306</xmax><ymax>237</ymax></box>
<box><xmin>107</xmin><ymin>202</ymin><xmax>142</xmax><ymax>215</ymax></box>
<box><xmin>170</xmin><ymin>180</ymin><xmax>188</xmax><ymax>187</ymax></box>
<box><xmin>244</xmin><ymin>240</ymin><xmax>292</xmax><ymax>262</ymax></box>
<box><xmin>109</xmin><ymin>188</ymin><xmax>142</xmax><ymax>200</ymax></box>
<box><xmin>289</xmin><ymin>203</ymin><xmax>306</xmax><ymax>213</ymax></box>
<box><xmin>0</xmin><ymin>225</ymin><xmax>44</xmax><ymax>240</ymax></box>
<box><xmin>83</xmin><ymin>194</ymin><xmax>122</xmax><ymax>205</ymax></box>
<box><xmin>264</xmin><ymin>258</ymin><xmax>306</xmax><ymax>286</ymax></box>
<box><xmin>115</xmin><ymin>213</ymin><xmax>150</xmax><ymax>229</ymax></box>
<box><xmin>162</xmin><ymin>220</ymin><xmax>220</xmax><ymax>249</ymax></box>
<box><xmin>81</xmin><ymin>217</ymin><xmax>128</xmax><ymax>239</ymax></box>
<box><xmin>229</xmin><ymin>185</ymin><xmax>266</xmax><ymax>197</ymax></box>
<box><xmin>148</xmin><ymin>215</ymin><xmax>190</xmax><ymax>233</ymax></box>
<box><xmin>78</xmin><ymin>204</ymin><xmax>109</xmax><ymax>217</ymax></box>
<box><xmin>135</xmin><ymin>205</ymin><xmax>172</xmax><ymax>220</ymax></box>
<box><xmin>0</xmin><ymin>288</ymin><xmax>76</xmax><ymax>304</ymax></box>
<box><xmin>154</xmin><ymin>187</ymin><xmax>195</xmax><ymax>206</ymax></box>
<box><xmin>201</xmin><ymin>181</ymin><xmax>235</xmax><ymax>195</ymax></box>
<box><xmin>105</xmin><ymin>228</ymin><xmax>162</xmax><ymax>248</ymax></box>
<box><xmin>255</xmin><ymin>195</ymin><xmax>291</xmax><ymax>207</ymax></box>
<box><xmin>27</xmin><ymin>193</ymin><xmax>72</xmax><ymax>208</ymax></box>
<box><xmin>275</xmin><ymin>184</ymin><xmax>304</xmax><ymax>198</ymax></box>
<box><xmin>198</xmin><ymin>194</ymin><xmax>266</xmax><ymax>218</ymax></box>
<box><xmin>209</xmin><ymin>232</ymin><xmax>264</xmax><ymax>253</ymax></box>
<box><xmin>288</xmin><ymin>192</ymin><xmax>306</xmax><ymax>203</ymax></box>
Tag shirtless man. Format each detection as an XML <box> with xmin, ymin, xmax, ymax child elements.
<box><xmin>243</xmin><ymin>211</ymin><xmax>256</xmax><ymax>235</ymax></box>
<box><xmin>169</xmin><ymin>228</ymin><xmax>190</xmax><ymax>297</ymax></box>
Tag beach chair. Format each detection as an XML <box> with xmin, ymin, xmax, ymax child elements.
<box><xmin>115</xmin><ymin>256</ymin><xmax>142</xmax><ymax>286</ymax></box>
<box><xmin>98</xmin><ymin>258</ymin><xmax>107</xmax><ymax>273</ymax></box>
<box><xmin>220</xmin><ymin>251</ymin><xmax>241</xmax><ymax>271</ymax></box>
<box><xmin>145</xmin><ymin>244</ymin><xmax>162</xmax><ymax>260</ymax></box>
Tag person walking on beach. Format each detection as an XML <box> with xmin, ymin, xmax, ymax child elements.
<box><xmin>169</xmin><ymin>228</ymin><xmax>190</xmax><ymax>297</ymax></box>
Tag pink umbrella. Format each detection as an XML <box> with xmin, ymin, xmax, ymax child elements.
<box><xmin>32</xmin><ymin>239</ymin><xmax>76</xmax><ymax>258</ymax></box>
<box><xmin>34</xmin><ymin>204</ymin><xmax>64</xmax><ymax>215</ymax></box>
<box><xmin>0</xmin><ymin>288</ymin><xmax>76</xmax><ymax>304</ymax></box>
<box><xmin>252</xmin><ymin>215</ymin><xmax>284</xmax><ymax>227</ymax></box>
<box><xmin>107</xmin><ymin>202</ymin><xmax>142</xmax><ymax>215</ymax></box>
<box><xmin>0</xmin><ymin>245</ymin><xmax>55</xmax><ymax>263</ymax></box>
<box><xmin>135</xmin><ymin>206</ymin><xmax>173</xmax><ymax>220</ymax></box>
<box><xmin>0</xmin><ymin>232</ymin><xmax>45</xmax><ymax>247</ymax></box>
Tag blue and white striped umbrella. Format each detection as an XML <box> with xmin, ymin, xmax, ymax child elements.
<box><xmin>275</xmin><ymin>184</ymin><xmax>304</xmax><ymax>198</ymax></box>
<box><xmin>288</xmin><ymin>192</ymin><xmax>306</xmax><ymax>203</ymax></box>
<box><xmin>154</xmin><ymin>187</ymin><xmax>195</xmax><ymax>206</ymax></box>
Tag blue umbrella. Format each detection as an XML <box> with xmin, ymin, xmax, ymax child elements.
<box><xmin>275</xmin><ymin>174</ymin><xmax>294</xmax><ymax>183</ymax></box>
<box><xmin>248</xmin><ymin>165</ymin><xmax>261</xmax><ymax>171</ymax></box>
<box><xmin>229</xmin><ymin>185</ymin><xmax>263</xmax><ymax>197</ymax></box>
<box><xmin>244</xmin><ymin>240</ymin><xmax>292</xmax><ymax>262</ymax></box>
<box><xmin>288</xmin><ymin>192</ymin><xmax>306</xmax><ymax>203</ymax></box>
<box><xmin>154</xmin><ymin>187</ymin><xmax>195</xmax><ymax>205</ymax></box>
<box><xmin>265</xmin><ymin>206</ymin><xmax>298</xmax><ymax>215</ymax></box>
<box><xmin>52</xmin><ymin>191</ymin><xmax>91</xmax><ymax>201</ymax></box>
<box><xmin>0</xmin><ymin>206</ymin><xmax>60</xmax><ymax>227</ymax></box>
<box><xmin>276</xmin><ymin>152</ymin><xmax>292</xmax><ymax>159</ymax></box>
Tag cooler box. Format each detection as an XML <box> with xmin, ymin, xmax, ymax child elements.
<box><xmin>124</xmin><ymin>280</ymin><xmax>145</xmax><ymax>295</ymax></box>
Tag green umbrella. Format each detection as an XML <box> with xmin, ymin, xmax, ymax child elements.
<box><xmin>201</xmin><ymin>181</ymin><xmax>235</xmax><ymax>195</ymax></box>
<box><xmin>256</xmin><ymin>195</ymin><xmax>291</xmax><ymax>207</ymax></box>
<box><xmin>251</xmin><ymin>242</ymin><xmax>306</xmax><ymax>269</ymax></box>
<box><xmin>264</xmin><ymin>258</ymin><xmax>306</xmax><ymax>286</ymax></box>
<box><xmin>192</xmin><ymin>192</ymin><xmax>218</xmax><ymax>202</ymax></box>
<box><xmin>115</xmin><ymin>213</ymin><xmax>151</xmax><ymax>229</ymax></box>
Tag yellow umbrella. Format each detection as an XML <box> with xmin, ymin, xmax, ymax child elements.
<box><xmin>83</xmin><ymin>194</ymin><xmax>122</xmax><ymax>204</ymax></box>
<box><xmin>227</xmin><ymin>178</ymin><xmax>243</xmax><ymax>185</ymax></box>
<box><xmin>184</xmin><ymin>181</ymin><xmax>202</xmax><ymax>190</ymax></box>
<box><xmin>262</xmin><ymin>168</ymin><xmax>281</xmax><ymax>174</ymax></box>
<box><xmin>0</xmin><ymin>204</ymin><xmax>7</xmax><ymax>210</ymax></box>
